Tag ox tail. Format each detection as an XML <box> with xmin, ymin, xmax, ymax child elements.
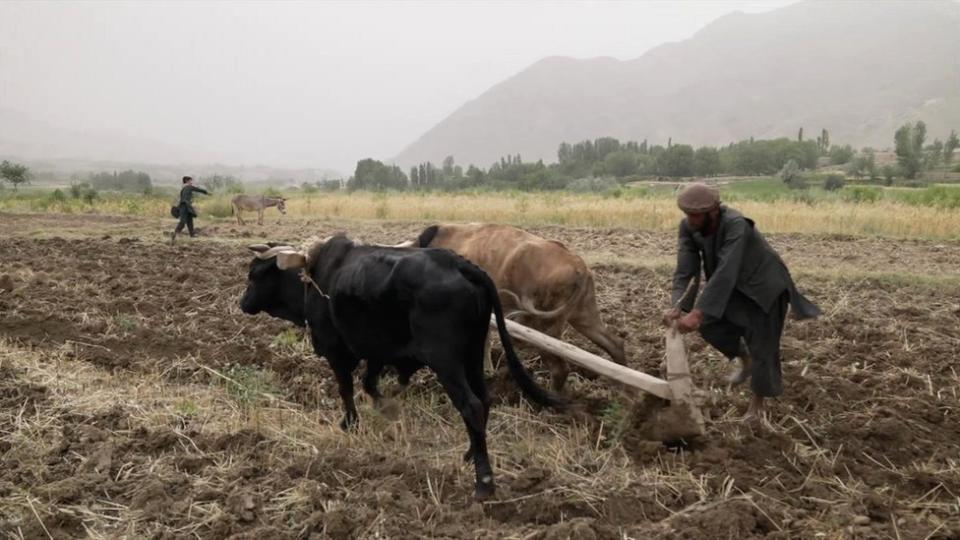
<box><xmin>498</xmin><ymin>279</ymin><xmax>581</xmax><ymax>320</ymax></box>
<box><xmin>458</xmin><ymin>259</ymin><xmax>567</xmax><ymax>410</ymax></box>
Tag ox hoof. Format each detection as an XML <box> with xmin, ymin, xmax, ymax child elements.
<box><xmin>473</xmin><ymin>478</ymin><xmax>496</xmax><ymax>501</ymax></box>
<box><xmin>339</xmin><ymin>417</ymin><xmax>359</xmax><ymax>432</ymax></box>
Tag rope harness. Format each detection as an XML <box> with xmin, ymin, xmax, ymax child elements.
<box><xmin>300</xmin><ymin>270</ymin><xmax>330</xmax><ymax>299</ymax></box>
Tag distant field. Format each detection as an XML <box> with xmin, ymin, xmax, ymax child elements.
<box><xmin>2</xmin><ymin>178</ymin><xmax>960</xmax><ymax>239</ymax></box>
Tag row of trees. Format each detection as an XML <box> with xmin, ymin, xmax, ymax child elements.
<box><xmin>346</xmin><ymin>134</ymin><xmax>831</xmax><ymax>191</ymax></box>
<box><xmin>554</xmin><ymin>136</ymin><xmax>820</xmax><ymax>179</ymax></box>
<box><xmin>88</xmin><ymin>170</ymin><xmax>153</xmax><ymax>193</ymax></box>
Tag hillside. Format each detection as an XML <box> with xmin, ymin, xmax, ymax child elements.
<box><xmin>395</xmin><ymin>0</ymin><xmax>960</xmax><ymax>168</ymax></box>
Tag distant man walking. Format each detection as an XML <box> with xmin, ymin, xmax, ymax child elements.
<box><xmin>170</xmin><ymin>176</ymin><xmax>210</xmax><ymax>244</ymax></box>
<box><xmin>663</xmin><ymin>183</ymin><xmax>820</xmax><ymax>419</ymax></box>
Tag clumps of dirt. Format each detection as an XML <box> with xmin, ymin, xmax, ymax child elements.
<box><xmin>0</xmin><ymin>364</ymin><xmax>47</xmax><ymax>415</ymax></box>
<box><xmin>3</xmin><ymin>220</ymin><xmax>960</xmax><ymax>538</ymax></box>
<box><xmin>658</xmin><ymin>498</ymin><xmax>765</xmax><ymax>539</ymax></box>
<box><xmin>631</xmin><ymin>400</ymin><xmax>705</xmax><ymax>447</ymax></box>
<box><xmin>0</xmin><ymin>274</ymin><xmax>14</xmax><ymax>292</ymax></box>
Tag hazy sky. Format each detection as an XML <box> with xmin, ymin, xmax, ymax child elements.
<box><xmin>0</xmin><ymin>0</ymin><xmax>795</xmax><ymax>172</ymax></box>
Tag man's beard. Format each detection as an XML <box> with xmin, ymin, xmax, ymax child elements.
<box><xmin>699</xmin><ymin>212</ymin><xmax>716</xmax><ymax>235</ymax></box>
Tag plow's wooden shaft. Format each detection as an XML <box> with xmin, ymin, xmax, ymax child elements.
<box><xmin>492</xmin><ymin>317</ymin><xmax>673</xmax><ymax>400</ymax></box>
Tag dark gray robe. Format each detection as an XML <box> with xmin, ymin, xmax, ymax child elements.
<box><xmin>669</xmin><ymin>205</ymin><xmax>820</xmax><ymax>397</ymax></box>
<box><xmin>671</xmin><ymin>206</ymin><xmax>820</xmax><ymax>320</ymax></box>
<box><xmin>177</xmin><ymin>185</ymin><xmax>209</xmax><ymax>217</ymax></box>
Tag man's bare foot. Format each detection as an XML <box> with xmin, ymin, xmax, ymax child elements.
<box><xmin>742</xmin><ymin>395</ymin><xmax>765</xmax><ymax>421</ymax></box>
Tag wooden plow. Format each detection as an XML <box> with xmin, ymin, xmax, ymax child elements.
<box><xmin>492</xmin><ymin>317</ymin><xmax>707</xmax><ymax>442</ymax></box>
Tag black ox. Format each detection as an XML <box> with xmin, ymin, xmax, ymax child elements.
<box><xmin>239</xmin><ymin>235</ymin><xmax>565</xmax><ymax>500</ymax></box>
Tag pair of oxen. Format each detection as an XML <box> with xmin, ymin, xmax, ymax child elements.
<box><xmin>240</xmin><ymin>223</ymin><xmax>624</xmax><ymax>500</ymax></box>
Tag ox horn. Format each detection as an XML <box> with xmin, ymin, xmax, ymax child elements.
<box><xmin>275</xmin><ymin>249</ymin><xmax>307</xmax><ymax>270</ymax></box>
<box><xmin>252</xmin><ymin>245</ymin><xmax>297</xmax><ymax>260</ymax></box>
<box><xmin>247</xmin><ymin>243</ymin><xmax>270</xmax><ymax>253</ymax></box>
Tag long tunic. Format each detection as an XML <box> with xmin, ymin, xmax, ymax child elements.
<box><xmin>178</xmin><ymin>185</ymin><xmax>209</xmax><ymax>217</ymax></box>
<box><xmin>669</xmin><ymin>205</ymin><xmax>820</xmax><ymax>397</ymax></box>
<box><xmin>670</xmin><ymin>205</ymin><xmax>820</xmax><ymax>321</ymax></box>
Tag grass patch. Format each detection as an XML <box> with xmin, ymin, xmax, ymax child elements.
<box><xmin>4</xmin><ymin>183</ymin><xmax>960</xmax><ymax>239</ymax></box>
<box><xmin>223</xmin><ymin>364</ymin><xmax>277</xmax><ymax>410</ymax></box>
<box><xmin>272</xmin><ymin>328</ymin><xmax>305</xmax><ymax>350</ymax></box>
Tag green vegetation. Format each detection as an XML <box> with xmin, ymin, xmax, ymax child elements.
<box><xmin>895</xmin><ymin>121</ymin><xmax>926</xmax><ymax>179</ymax></box>
<box><xmin>823</xmin><ymin>174</ymin><xmax>845</xmax><ymax>192</ymax></box>
<box><xmin>223</xmin><ymin>364</ymin><xmax>276</xmax><ymax>410</ymax></box>
<box><xmin>346</xmin><ymin>123</ymin><xmax>956</xmax><ymax>193</ymax></box>
<box><xmin>88</xmin><ymin>170</ymin><xmax>153</xmax><ymax>194</ymax></box>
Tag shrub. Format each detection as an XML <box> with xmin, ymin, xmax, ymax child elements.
<box><xmin>881</xmin><ymin>165</ymin><xmax>896</xmax><ymax>186</ymax></box>
<box><xmin>49</xmin><ymin>189</ymin><xmax>68</xmax><ymax>203</ymax></box>
<box><xmin>82</xmin><ymin>187</ymin><xmax>98</xmax><ymax>205</ymax></box>
<box><xmin>823</xmin><ymin>174</ymin><xmax>845</xmax><ymax>192</ymax></box>
<box><xmin>779</xmin><ymin>160</ymin><xmax>807</xmax><ymax>189</ymax></box>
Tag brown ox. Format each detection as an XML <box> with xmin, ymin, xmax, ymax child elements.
<box><xmin>414</xmin><ymin>223</ymin><xmax>626</xmax><ymax>391</ymax></box>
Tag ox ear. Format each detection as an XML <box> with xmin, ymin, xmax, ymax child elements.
<box><xmin>275</xmin><ymin>250</ymin><xmax>307</xmax><ymax>270</ymax></box>
<box><xmin>247</xmin><ymin>244</ymin><xmax>270</xmax><ymax>253</ymax></box>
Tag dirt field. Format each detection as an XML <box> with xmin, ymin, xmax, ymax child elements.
<box><xmin>1</xmin><ymin>212</ymin><xmax>958</xmax><ymax>539</ymax></box>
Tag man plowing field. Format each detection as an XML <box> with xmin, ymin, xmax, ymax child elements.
<box><xmin>663</xmin><ymin>183</ymin><xmax>821</xmax><ymax>420</ymax></box>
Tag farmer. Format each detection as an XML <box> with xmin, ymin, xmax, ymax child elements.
<box><xmin>662</xmin><ymin>182</ymin><xmax>820</xmax><ymax>419</ymax></box>
<box><xmin>170</xmin><ymin>176</ymin><xmax>210</xmax><ymax>244</ymax></box>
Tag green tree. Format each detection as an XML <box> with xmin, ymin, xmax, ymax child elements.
<box><xmin>846</xmin><ymin>150</ymin><xmax>876</xmax><ymax>180</ymax></box>
<box><xmin>895</xmin><ymin>121</ymin><xmax>925</xmax><ymax>179</ymax></box>
<box><xmin>0</xmin><ymin>160</ymin><xmax>30</xmax><ymax>191</ymax></box>
<box><xmin>881</xmin><ymin>165</ymin><xmax>896</xmax><ymax>186</ymax></box>
<box><xmin>779</xmin><ymin>159</ymin><xmax>801</xmax><ymax>186</ymax></box>
<box><xmin>442</xmin><ymin>155</ymin><xmax>455</xmax><ymax>176</ymax></box>
<box><xmin>656</xmin><ymin>144</ymin><xmax>694</xmax><ymax>177</ymax></box>
<box><xmin>927</xmin><ymin>139</ymin><xmax>943</xmax><ymax>169</ymax></box>
<box><xmin>945</xmin><ymin>130</ymin><xmax>959</xmax><ymax>165</ymax></box>
<box><xmin>798</xmin><ymin>127</ymin><xmax>803</xmax><ymax>142</ymax></box>
<box><xmin>465</xmin><ymin>165</ymin><xmax>485</xmax><ymax>186</ymax></box>
<box><xmin>601</xmin><ymin>150</ymin><xmax>637</xmax><ymax>177</ymax></box>
<box><xmin>348</xmin><ymin>158</ymin><xmax>408</xmax><ymax>191</ymax></box>
<box><xmin>693</xmin><ymin>147</ymin><xmax>721</xmax><ymax>176</ymax></box>
<box><xmin>829</xmin><ymin>145</ymin><xmax>854</xmax><ymax>165</ymax></box>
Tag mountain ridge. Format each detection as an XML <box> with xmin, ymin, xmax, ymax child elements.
<box><xmin>395</xmin><ymin>0</ymin><xmax>960</xmax><ymax>168</ymax></box>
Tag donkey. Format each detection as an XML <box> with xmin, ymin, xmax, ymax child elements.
<box><xmin>231</xmin><ymin>194</ymin><xmax>287</xmax><ymax>225</ymax></box>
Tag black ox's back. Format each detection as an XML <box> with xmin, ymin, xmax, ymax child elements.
<box><xmin>240</xmin><ymin>235</ymin><xmax>563</xmax><ymax>500</ymax></box>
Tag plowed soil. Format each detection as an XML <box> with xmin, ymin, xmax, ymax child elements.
<box><xmin>1</xmin><ymin>212</ymin><xmax>958</xmax><ymax>539</ymax></box>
